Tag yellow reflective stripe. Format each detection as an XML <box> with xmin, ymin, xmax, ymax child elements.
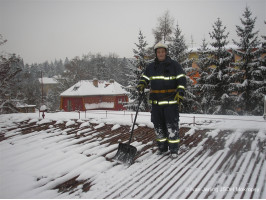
<box><xmin>149</xmin><ymin>100</ymin><xmax>158</xmax><ymax>104</ymax></box>
<box><xmin>150</xmin><ymin>76</ymin><xmax>177</xmax><ymax>80</ymax></box>
<box><xmin>149</xmin><ymin>74</ymin><xmax>185</xmax><ymax>80</ymax></box>
<box><xmin>169</xmin><ymin>101</ymin><xmax>178</xmax><ymax>104</ymax></box>
<box><xmin>168</xmin><ymin>139</ymin><xmax>180</xmax><ymax>143</ymax></box>
<box><xmin>157</xmin><ymin>138</ymin><xmax>180</xmax><ymax>143</ymax></box>
<box><xmin>149</xmin><ymin>100</ymin><xmax>178</xmax><ymax>105</ymax></box>
<box><xmin>157</xmin><ymin>138</ymin><xmax>167</xmax><ymax>142</ymax></box>
<box><xmin>158</xmin><ymin>101</ymin><xmax>169</xmax><ymax>105</ymax></box>
<box><xmin>150</xmin><ymin>76</ymin><xmax>164</xmax><ymax>80</ymax></box>
<box><xmin>176</xmin><ymin>74</ymin><xmax>186</xmax><ymax>79</ymax></box>
<box><xmin>177</xmin><ymin>85</ymin><xmax>185</xmax><ymax>90</ymax></box>
<box><xmin>158</xmin><ymin>100</ymin><xmax>178</xmax><ymax>105</ymax></box>
<box><xmin>142</xmin><ymin>74</ymin><xmax>150</xmax><ymax>81</ymax></box>
<box><xmin>163</xmin><ymin>76</ymin><xmax>176</xmax><ymax>80</ymax></box>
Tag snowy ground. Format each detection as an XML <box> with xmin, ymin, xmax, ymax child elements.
<box><xmin>0</xmin><ymin>111</ymin><xmax>265</xmax><ymax>198</ymax></box>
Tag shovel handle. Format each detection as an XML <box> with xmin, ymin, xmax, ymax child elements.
<box><xmin>128</xmin><ymin>92</ymin><xmax>145</xmax><ymax>144</ymax></box>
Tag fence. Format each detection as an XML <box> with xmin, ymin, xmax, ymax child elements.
<box><xmin>76</xmin><ymin>110</ymin><xmax>266</xmax><ymax>126</ymax></box>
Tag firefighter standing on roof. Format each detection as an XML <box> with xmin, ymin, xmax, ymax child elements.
<box><xmin>137</xmin><ymin>42</ymin><xmax>187</xmax><ymax>158</ymax></box>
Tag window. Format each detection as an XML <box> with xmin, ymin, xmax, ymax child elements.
<box><xmin>73</xmin><ymin>86</ymin><xmax>79</xmax><ymax>91</ymax></box>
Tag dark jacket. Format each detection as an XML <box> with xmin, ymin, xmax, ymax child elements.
<box><xmin>139</xmin><ymin>56</ymin><xmax>187</xmax><ymax>104</ymax></box>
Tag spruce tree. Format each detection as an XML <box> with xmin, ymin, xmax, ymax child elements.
<box><xmin>126</xmin><ymin>30</ymin><xmax>150</xmax><ymax>111</ymax></box>
<box><xmin>46</xmin><ymin>89</ymin><xmax>60</xmax><ymax>111</ymax></box>
<box><xmin>18</xmin><ymin>66</ymin><xmax>41</xmax><ymax>107</ymax></box>
<box><xmin>168</xmin><ymin>23</ymin><xmax>197</xmax><ymax>113</ymax></box>
<box><xmin>106</xmin><ymin>53</ymin><xmax>120</xmax><ymax>81</ymax></box>
<box><xmin>117</xmin><ymin>57</ymin><xmax>130</xmax><ymax>86</ymax></box>
<box><xmin>168</xmin><ymin>22</ymin><xmax>188</xmax><ymax>63</ymax></box>
<box><xmin>259</xmin><ymin>21</ymin><xmax>266</xmax><ymax>80</ymax></box>
<box><xmin>195</xmin><ymin>38</ymin><xmax>212</xmax><ymax>114</ymax></box>
<box><xmin>207</xmin><ymin>18</ymin><xmax>235</xmax><ymax>115</ymax></box>
<box><xmin>259</xmin><ymin>22</ymin><xmax>266</xmax><ymax>114</ymax></box>
<box><xmin>95</xmin><ymin>54</ymin><xmax>108</xmax><ymax>80</ymax></box>
<box><xmin>232</xmin><ymin>7</ymin><xmax>265</xmax><ymax>115</ymax></box>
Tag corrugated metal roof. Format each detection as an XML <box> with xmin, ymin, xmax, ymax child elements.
<box><xmin>0</xmin><ymin>119</ymin><xmax>265</xmax><ymax>199</ymax></box>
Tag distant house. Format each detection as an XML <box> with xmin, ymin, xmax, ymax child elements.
<box><xmin>187</xmin><ymin>44</ymin><xmax>266</xmax><ymax>84</ymax></box>
<box><xmin>60</xmin><ymin>79</ymin><xmax>129</xmax><ymax>111</ymax></box>
<box><xmin>38</xmin><ymin>77</ymin><xmax>58</xmax><ymax>97</ymax></box>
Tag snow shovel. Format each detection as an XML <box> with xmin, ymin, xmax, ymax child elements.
<box><xmin>113</xmin><ymin>92</ymin><xmax>145</xmax><ymax>165</ymax></box>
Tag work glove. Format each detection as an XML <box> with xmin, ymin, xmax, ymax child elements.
<box><xmin>137</xmin><ymin>83</ymin><xmax>145</xmax><ymax>93</ymax></box>
<box><xmin>174</xmin><ymin>91</ymin><xmax>184</xmax><ymax>104</ymax></box>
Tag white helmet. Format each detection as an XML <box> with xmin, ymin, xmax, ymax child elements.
<box><xmin>154</xmin><ymin>42</ymin><xmax>168</xmax><ymax>51</ymax></box>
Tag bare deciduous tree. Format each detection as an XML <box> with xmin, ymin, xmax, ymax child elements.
<box><xmin>152</xmin><ymin>10</ymin><xmax>174</xmax><ymax>44</ymax></box>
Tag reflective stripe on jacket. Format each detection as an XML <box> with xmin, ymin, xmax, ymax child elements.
<box><xmin>139</xmin><ymin>56</ymin><xmax>187</xmax><ymax>104</ymax></box>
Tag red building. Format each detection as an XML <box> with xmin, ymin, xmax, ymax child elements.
<box><xmin>60</xmin><ymin>79</ymin><xmax>129</xmax><ymax>111</ymax></box>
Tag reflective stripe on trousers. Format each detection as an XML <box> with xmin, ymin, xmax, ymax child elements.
<box><xmin>157</xmin><ymin>138</ymin><xmax>180</xmax><ymax>143</ymax></box>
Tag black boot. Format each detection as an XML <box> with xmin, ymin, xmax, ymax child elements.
<box><xmin>156</xmin><ymin>149</ymin><xmax>168</xmax><ymax>155</ymax></box>
<box><xmin>156</xmin><ymin>140</ymin><xmax>168</xmax><ymax>155</ymax></box>
<box><xmin>170</xmin><ymin>153</ymin><xmax>178</xmax><ymax>159</ymax></box>
<box><xmin>170</xmin><ymin>145</ymin><xmax>179</xmax><ymax>159</ymax></box>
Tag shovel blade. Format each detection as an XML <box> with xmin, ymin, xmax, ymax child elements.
<box><xmin>113</xmin><ymin>143</ymin><xmax>137</xmax><ymax>165</ymax></box>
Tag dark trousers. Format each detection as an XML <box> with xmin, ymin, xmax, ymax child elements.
<box><xmin>151</xmin><ymin>104</ymin><xmax>180</xmax><ymax>153</ymax></box>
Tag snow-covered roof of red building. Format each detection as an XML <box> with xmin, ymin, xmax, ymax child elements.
<box><xmin>60</xmin><ymin>80</ymin><xmax>129</xmax><ymax>97</ymax></box>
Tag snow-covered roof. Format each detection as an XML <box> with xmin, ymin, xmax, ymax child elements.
<box><xmin>188</xmin><ymin>44</ymin><xmax>240</xmax><ymax>52</ymax></box>
<box><xmin>38</xmin><ymin>77</ymin><xmax>58</xmax><ymax>84</ymax></box>
<box><xmin>60</xmin><ymin>80</ymin><xmax>129</xmax><ymax>97</ymax></box>
<box><xmin>0</xmin><ymin>112</ymin><xmax>265</xmax><ymax>198</ymax></box>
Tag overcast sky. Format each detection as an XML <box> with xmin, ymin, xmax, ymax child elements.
<box><xmin>0</xmin><ymin>0</ymin><xmax>265</xmax><ymax>64</ymax></box>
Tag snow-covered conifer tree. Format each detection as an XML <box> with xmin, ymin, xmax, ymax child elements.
<box><xmin>231</xmin><ymin>7</ymin><xmax>265</xmax><ymax>115</ymax></box>
<box><xmin>106</xmin><ymin>53</ymin><xmax>121</xmax><ymax>82</ymax></box>
<box><xmin>125</xmin><ymin>30</ymin><xmax>150</xmax><ymax>111</ymax></box>
<box><xmin>207</xmin><ymin>18</ymin><xmax>235</xmax><ymax>115</ymax></box>
<box><xmin>94</xmin><ymin>54</ymin><xmax>108</xmax><ymax>80</ymax></box>
<box><xmin>168</xmin><ymin>23</ymin><xmax>188</xmax><ymax>63</ymax></box>
<box><xmin>259</xmin><ymin>21</ymin><xmax>266</xmax><ymax>81</ymax></box>
<box><xmin>17</xmin><ymin>66</ymin><xmax>41</xmax><ymax>107</ymax></box>
<box><xmin>194</xmin><ymin>38</ymin><xmax>213</xmax><ymax>113</ymax></box>
<box><xmin>46</xmin><ymin>89</ymin><xmax>60</xmax><ymax>111</ymax></box>
<box><xmin>168</xmin><ymin>23</ymin><xmax>197</xmax><ymax>113</ymax></box>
